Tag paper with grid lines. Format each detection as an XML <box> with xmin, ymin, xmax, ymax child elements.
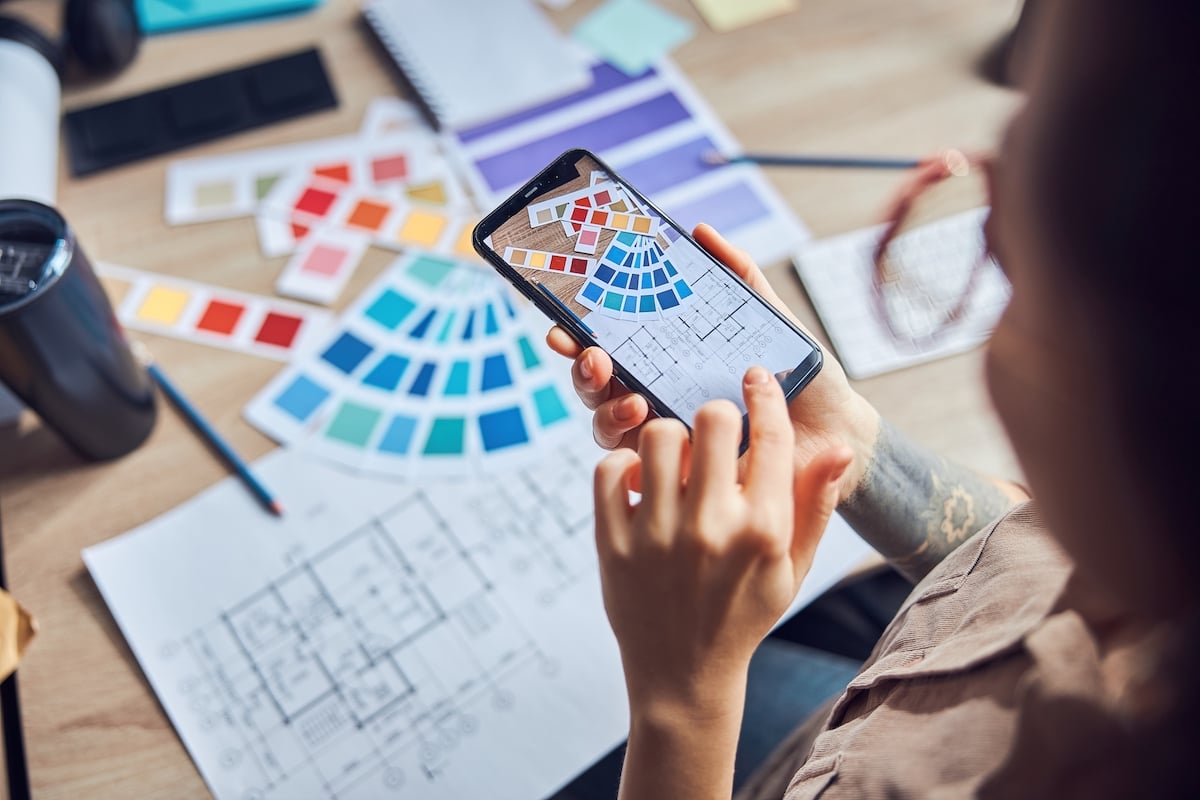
<box><xmin>791</xmin><ymin>208</ymin><xmax>1010</xmax><ymax>379</ymax></box>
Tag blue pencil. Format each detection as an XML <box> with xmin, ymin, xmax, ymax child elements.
<box><xmin>702</xmin><ymin>150</ymin><xmax>921</xmax><ymax>169</ymax></box>
<box><xmin>147</xmin><ymin>363</ymin><xmax>284</xmax><ymax>517</ymax></box>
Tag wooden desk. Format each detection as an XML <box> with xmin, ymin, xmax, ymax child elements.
<box><xmin>0</xmin><ymin>0</ymin><xmax>1021</xmax><ymax>796</ymax></box>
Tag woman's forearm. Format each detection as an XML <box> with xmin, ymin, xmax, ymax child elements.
<box><xmin>618</xmin><ymin>681</ymin><xmax>747</xmax><ymax>800</ymax></box>
<box><xmin>838</xmin><ymin>418</ymin><xmax>1027</xmax><ymax>582</ymax></box>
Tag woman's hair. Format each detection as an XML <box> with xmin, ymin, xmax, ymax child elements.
<box><xmin>1032</xmin><ymin>3</ymin><xmax>1200</xmax><ymax>578</ymax></box>
<box><xmin>1030</xmin><ymin>4</ymin><xmax>1199</xmax><ymax>795</ymax></box>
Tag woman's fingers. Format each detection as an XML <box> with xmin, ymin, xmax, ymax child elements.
<box><xmin>594</xmin><ymin>448</ymin><xmax>639</xmax><ymax>547</ymax></box>
<box><xmin>568</xmin><ymin>346</ymin><xmax>621</xmax><ymax>410</ymax></box>
<box><xmin>593</xmin><ymin>394</ymin><xmax>651</xmax><ymax>450</ymax></box>
<box><xmin>546</xmin><ymin>325</ymin><xmax>582</xmax><ymax>359</ymax></box>
<box><xmin>741</xmin><ymin>366</ymin><xmax>797</xmax><ymax>508</ymax></box>
<box><xmin>635</xmin><ymin>418</ymin><xmax>689</xmax><ymax>543</ymax></box>
<box><xmin>686</xmin><ymin>400</ymin><xmax>743</xmax><ymax>511</ymax></box>
<box><xmin>789</xmin><ymin>447</ymin><xmax>854</xmax><ymax>580</ymax></box>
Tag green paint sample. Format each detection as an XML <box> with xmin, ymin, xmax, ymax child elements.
<box><xmin>326</xmin><ymin>402</ymin><xmax>382</xmax><ymax>446</ymax></box>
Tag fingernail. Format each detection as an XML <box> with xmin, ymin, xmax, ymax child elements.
<box><xmin>579</xmin><ymin>356</ymin><xmax>594</xmax><ymax>381</ymax></box>
<box><xmin>614</xmin><ymin>395</ymin><xmax>639</xmax><ymax>422</ymax></box>
<box><xmin>744</xmin><ymin>366</ymin><xmax>771</xmax><ymax>386</ymax></box>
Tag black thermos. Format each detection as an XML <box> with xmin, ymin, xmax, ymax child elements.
<box><xmin>0</xmin><ymin>199</ymin><xmax>156</xmax><ymax>459</ymax></box>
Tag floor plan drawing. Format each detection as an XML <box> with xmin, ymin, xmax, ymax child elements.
<box><xmin>85</xmin><ymin>425</ymin><xmax>873</xmax><ymax>799</ymax></box>
<box><xmin>85</xmin><ymin>434</ymin><xmax>638</xmax><ymax>800</ymax></box>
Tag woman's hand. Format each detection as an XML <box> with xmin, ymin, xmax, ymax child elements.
<box><xmin>548</xmin><ymin>223</ymin><xmax>879</xmax><ymax>505</ymax></box>
<box><xmin>594</xmin><ymin>366</ymin><xmax>853</xmax><ymax>719</ymax></box>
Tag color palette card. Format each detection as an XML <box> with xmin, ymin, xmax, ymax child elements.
<box><xmin>447</xmin><ymin>58</ymin><xmax>808</xmax><ymax>265</ymax></box>
<box><xmin>244</xmin><ymin>251</ymin><xmax>578</xmax><ymax>478</ymax></box>
<box><xmin>574</xmin><ymin>229</ymin><xmax>694</xmax><ymax>320</ymax></box>
<box><xmin>256</xmin><ymin>167</ymin><xmax>482</xmax><ymax>257</ymax></box>
<box><xmin>97</xmin><ymin>263</ymin><xmax>333</xmax><ymax>360</ymax></box>
<box><xmin>275</xmin><ymin>227</ymin><xmax>372</xmax><ymax>305</ymax></box>
<box><xmin>255</xmin><ymin>172</ymin><xmax>411</xmax><ymax>257</ymax></box>
<box><xmin>165</xmin><ymin>128</ymin><xmax>450</xmax><ymax>225</ymax></box>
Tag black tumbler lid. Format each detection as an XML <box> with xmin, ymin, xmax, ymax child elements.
<box><xmin>0</xmin><ymin>200</ymin><xmax>72</xmax><ymax>313</ymax></box>
<box><xmin>0</xmin><ymin>15</ymin><xmax>65</xmax><ymax>79</ymax></box>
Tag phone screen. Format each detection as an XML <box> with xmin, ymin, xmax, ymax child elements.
<box><xmin>477</xmin><ymin>152</ymin><xmax>819</xmax><ymax>426</ymax></box>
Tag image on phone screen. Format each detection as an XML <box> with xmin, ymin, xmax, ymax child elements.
<box><xmin>477</xmin><ymin>151</ymin><xmax>819</xmax><ymax>427</ymax></box>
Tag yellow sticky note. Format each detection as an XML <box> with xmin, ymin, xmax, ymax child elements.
<box><xmin>137</xmin><ymin>286</ymin><xmax>190</xmax><ymax>325</ymax></box>
<box><xmin>398</xmin><ymin>210</ymin><xmax>448</xmax><ymax>246</ymax></box>
<box><xmin>691</xmin><ymin>0</ymin><xmax>796</xmax><ymax>32</ymax></box>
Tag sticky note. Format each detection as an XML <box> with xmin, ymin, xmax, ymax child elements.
<box><xmin>574</xmin><ymin>0</ymin><xmax>694</xmax><ymax>77</ymax></box>
<box><xmin>690</xmin><ymin>0</ymin><xmax>796</xmax><ymax>33</ymax></box>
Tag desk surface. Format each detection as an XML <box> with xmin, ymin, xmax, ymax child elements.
<box><xmin>0</xmin><ymin>0</ymin><xmax>1020</xmax><ymax>796</ymax></box>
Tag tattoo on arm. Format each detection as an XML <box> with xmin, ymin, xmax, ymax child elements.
<box><xmin>838</xmin><ymin>420</ymin><xmax>1020</xmax><ymax>583</ymax></box>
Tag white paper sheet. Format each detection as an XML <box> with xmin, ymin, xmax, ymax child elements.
<box><xmin>792</xmin><ymin>209</ymin><xmax>1010</xmax><ymax>379</ymax></box>
<box><xmin>84</xmin><ymin>433</ymin><xmax>872</xmax><ymax>799</ymax></box>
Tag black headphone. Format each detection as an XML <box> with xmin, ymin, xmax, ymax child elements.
<box><xmin>0</xmin><ymin>0</ymin><xmax>141</xmax><ymax>81</ymax></box>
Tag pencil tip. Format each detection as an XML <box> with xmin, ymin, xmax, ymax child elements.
<box><xmin>269</xmin><ymin>501</ymin><xmax>285</xmax><ymax>517</ymax></box>
<box><xmin>701</xmin><ymin>150</ymin><xmax>729</xmax><ymax>165</ymax></box>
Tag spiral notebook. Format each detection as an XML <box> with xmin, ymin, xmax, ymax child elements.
<box><xmin>362</xmin><ymin>0</ymin><xmax>591</xmax><ymax>130</ymax></box>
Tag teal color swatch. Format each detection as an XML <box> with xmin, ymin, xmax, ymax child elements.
<box><xmin>407</xmin><ymin>255</ymin><xmax>455</xmax><ymax>288</ymax></box>
<box><xmin>424</xmin><ymin>417</ymin><xmax>466</xmax><ymax>454</ymax></box>
<box><xmin>533</xmin><ymin>386</ymin><xmax>570</xmax><ymax>426</ymax></box>
<box><xmin>365</xmin><ymin>289</ymin><xmax>417</xmax><ymax>330</ymax></box>
<box><xmin>326</xmin><ymin>401</ymin><xmax>382</xmax><ymax>446</ymax></box>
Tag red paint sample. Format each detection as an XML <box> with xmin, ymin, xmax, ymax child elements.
<box><xmin>313</xmin><ymin>163</ymin><xmax>351</xmax><ymax>183</ymax></box>
<box><xmin>295</xmin><ymin>187</ymin><xmax>337</xmax><ymax>217</ymax></box>
<box><xmin>570</xmin><ymin>205</ymin><xmax>589</xmax><ymax>222</ymax></box>
<box><xmin>371</xmin><ymin>155</ymin><xmax>407</xmax><ymax>182</ymax></box>
<box><xmin>255</xmin><ymin>312</ymin><xmax>303</xmax><ymax>348</ymax></box>
<box><xmin>570</xmin><ymin>258</ymin><xmax>589</xmax><ymax>275</ymax></box>
<box><xmin>196</xmin><ymin>300</ymin><xmax>244</xmax><ymax>335</ymax></box>
<box><xmin>550</xmin><ymin>255</ymin><xmax>567</xmax><ymax>271</ymax></box>
<box><xmin>291</xmin><ymin>222</ymin><xmax>310</xmax><ymax>240</ymax></box>
<box><xmin>594</xmin><ymin>190</ymin><xmax>611</xmax><ymax>205</ymax></box>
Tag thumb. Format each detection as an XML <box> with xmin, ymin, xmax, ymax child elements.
<box><xmin>790</xmin><ymin>447</ymin><xmax>854</xmax><ymax>582</ymax></box>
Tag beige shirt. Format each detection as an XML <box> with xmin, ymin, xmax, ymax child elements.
<box><xmin>742</xmin><ymin>503</ymin><xmax>1119</xmax><ymax>799</ymax></box>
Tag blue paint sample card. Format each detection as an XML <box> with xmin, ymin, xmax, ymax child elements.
<box><xmin>244</xmin><ymin>251</ymin><xmax>577</xmax><ymax>478</ymax></box>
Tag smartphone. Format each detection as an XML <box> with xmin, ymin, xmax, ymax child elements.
<box><xmin>472</xmin><ymin>149</ymin><xmax>823</xmax><ymax>440</ymax></box>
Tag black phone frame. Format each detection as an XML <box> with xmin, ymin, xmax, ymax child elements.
<box><xmin>472</xmin><ymin>148</ymin><xmax>824</xmax><ymax>443</ymax></box>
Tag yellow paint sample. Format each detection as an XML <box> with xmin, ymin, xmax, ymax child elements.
<box><xmin>454</xmin><ymin>223</ymin><xmax>477</xmax><ymax>257</ymax></box>
<box><xmin>397</xmin><ymin>209</ymin><xmax>448</xmax><ymax>246</ymax></box>
<box><xmin>632</xmin><ymin>216</ymin><xmax>652</xmax><ymax>234</ymax></box>
<box><xmin>612</xmin><ymin>213</ymin><xmax>630</xmax><ymax>229</ymax></box>
<box><xmin>406</xmin><ymin>180</ymin><xmax>448</xmax><ymax>205</ymax></box>
<box><xmin>137</xmin><ymin>286</ymin><xmax>190</xmax><ymax>325</ymax></box>
<box><xmin>529</xmin><ymin>251</ymin><xmax>547</xmax><ymax>268</ymax></box>
<box><xmin>194</xmin><ymin>181</ymin><xmax>234</xmax><ymax>209</ymax></box>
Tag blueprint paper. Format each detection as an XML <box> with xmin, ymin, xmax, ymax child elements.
<box><xmin>85</xmin><ymin>436</ymin><xmax>871</xmax><ymax>799</ymax></box>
